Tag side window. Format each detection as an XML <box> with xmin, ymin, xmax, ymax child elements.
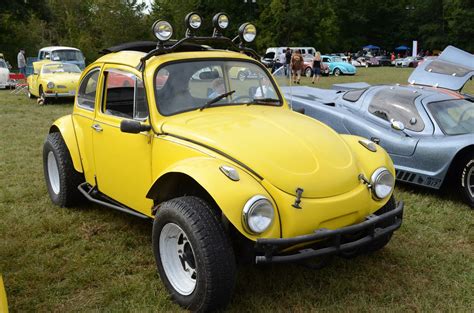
<box><xmin>323</xmin><ymin>57</ymin><xmax>329</xmax><ymax>62</ymax></box>
<box><xmin>103</xmin><ymin>68</ymin><xmax>148</xmax><ymax>120</ymax></box>
<box><xmin>343</xmin><ymin>88</ymin><xmax>367</xmax><ymax>102</ymax></box>
<box><xmin>77</xmin><ymin>69</ymin><xmax>100</xmax><ymax>110</ymax></box>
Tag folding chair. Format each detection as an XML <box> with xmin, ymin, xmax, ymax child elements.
<box><xmin>9</xmin><ymin>73</ymin><xmax>28</xmax><ymax>95</ymax></box>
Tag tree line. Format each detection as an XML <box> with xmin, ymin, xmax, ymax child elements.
<box><xmin>0</xmin><ymin>0</ymin><xmax>472</xmax><ymax>67</ymax></box>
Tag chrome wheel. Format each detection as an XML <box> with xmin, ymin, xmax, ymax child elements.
<box><xmin>159</xmin><ymin>223</ymin><xmax>197</xmax><ymax>296</ymax></box>
<box><xmin>47</xmin><ymin>151</ymin><xmax>60</xmax><ymax>194</ymax></box>
<box><xmin>467</xmin><ymin>166</ymin><xmax>474</xmax><ymax>198</ymax></box>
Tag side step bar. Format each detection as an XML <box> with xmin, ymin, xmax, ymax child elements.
<box><xmin>78</xmin><ymin>182</ymin><xmax>149</xmax><ymax>219</ymax></box>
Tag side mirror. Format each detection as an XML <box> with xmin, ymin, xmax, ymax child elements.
<box><xmin>390</xmin><ymin>119</ymin><xmax>405</xmax><ymax>131</ymax></box>
<box><xmin>120</xmin><ymin>119</ymin><xmax>151</xmax><ymax>134</ymax></box>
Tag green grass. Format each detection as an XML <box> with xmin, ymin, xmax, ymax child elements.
<box><xmin>1</xmin><ymin>67</ymin><xmax>473</xmax><ymax>312</ymax></box>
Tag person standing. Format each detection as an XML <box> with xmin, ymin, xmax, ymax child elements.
<box><xmin>311</xmin><ymin>51</ymin><xmax>322</xmax><ymax>84</ymax></box>
<box><xmin>291</xmin><ymin>49</ymin><xmax>303</xmax><ymax>84</ymax></box>
<box><xmin>17</xmin><ymin>49</ymin><xmax>26</xmax><ymax>76</ymax></box>
<box><xmin>285</xmin><ymin>48</ymin><xmax>291</xmax><ymax>77</ymax></box>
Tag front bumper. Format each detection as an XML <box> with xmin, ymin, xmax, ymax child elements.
<box><xmin>255</xmin><ymin>200</ymin><xmax>404</xmax><ymax>263</ymax></box>
<box><xmin>44</xmin><ymin>91</ymin><xmax>75</xmax><ymax>98</ymax></box>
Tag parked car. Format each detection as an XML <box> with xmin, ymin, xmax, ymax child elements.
<box><xmin>0</xmin><ymin>59</ymin><xmax>11</xmax><ymax>89</ymax></box>
<box><xmin>322</xmin><ymin>55</ymin><xmax>357</xmax><ymax>76</ymax></box>
<box><xmin>262</xmin><ymin>46</ymin><xmax>316</xmax><ymax>69</ymax></box>
<box><xmin>303</xmin><ymin>56</ymin><xmax>329</xmax><ymax>77</ymax></box>
<box><xmin>27</xmin><ymin>61</ymin><xmax>82</xmax><ymax>103</ymax></box>
<box><xmin>395</xmin><ymin>56</ymin><xmax>423</xmax><ymax>67</ymax></box>
<box><xmin>37</xmin><ymin>46</ymin><xmax>86</xmax><ymax>70</ymax></box>
<box><xmin>375</xmin><ymin>55</ymin><xmax>392</xmax><ymax>66</ymax></box>
<box><xmin>283</xmin><ymin>45</ymin><xmax>474</xmax><ymax>207</ymax></box>
<box><xmin>42</xmin><ymin>13</ymin><xmax>404</xmax><ymax>312</ymax></box>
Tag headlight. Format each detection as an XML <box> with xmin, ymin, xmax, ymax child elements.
<box><xmin>238</xmin><ymin>23</ymin><xmax>257</xmax><ymax>43</ymax></box>
<box><xmin>213</xmin><ymin>12</ymin><xmax>229</xmax><ymax>30</ymax></box>
<box><xmin>152</xmin><ymin>20</ymin><xmax>173</xmax><ymax>41</ymax></box>
<box><xmin>242</xmin><ymin>195</ymin><xmax>274</xmax><ymax>234</ymax></box>
<box><xmin>185</xmin><ymin>12</ymin><xmax>202</xmax><ymax>29</ymax></box>
<box><xmin>370</xmin><ymin>167</ymin><xmax>394</xmax><ymax>200</ymax></box>
<box><xmin>47</xmin><ymin>82</ymin><xmax>55</xmax><ymax>89</ymax></box>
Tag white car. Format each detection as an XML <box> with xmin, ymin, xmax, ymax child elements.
<box><xmin>0</xmin><ymin>59</ymin><xmax>10</xmax><ymax>89</ymax></box>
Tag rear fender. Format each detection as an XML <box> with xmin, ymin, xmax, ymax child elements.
<box><xmin>49</xmin><ymin>115</ymin><xmax>83</xmax><ymax>173</ymax></box>
<box><xmin>147</xmin><ymin>157</ymin><xmax>281</xmax><ymax>241</ymax></box>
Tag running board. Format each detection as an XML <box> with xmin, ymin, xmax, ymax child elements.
<box><xmin>78</xmin><ymin>182</ymin><xmax>149</xmax><ymax>219</ymax></box>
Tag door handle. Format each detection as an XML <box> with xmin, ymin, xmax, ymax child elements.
<box><xmin>91</xmin><ymin>124</ymin><xmax>103</xmax><ymax>132</ymax></box>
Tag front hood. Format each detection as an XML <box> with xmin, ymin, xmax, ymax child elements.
<box><xmin>408</xmin><ymin>45</ymin><xmax>474</xmax><ymax>91</ymax></box>
<box><xmin>161</xmin><ymin>106</ymin><xmax>361</xmax><ymax>198</ymax></box>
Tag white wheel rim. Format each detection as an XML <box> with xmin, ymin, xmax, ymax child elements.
<box><xmin>47</xmin><ymin>151</ymin><xmax>60</xmax><ymax>194</ymax></box>
<box><xmin>159</xmin><ymin>223</ymin><xmax>197</xmax><ymax>296</ymax></box>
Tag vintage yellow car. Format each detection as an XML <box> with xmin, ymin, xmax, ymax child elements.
<box><xmin>43</xmin><ymin>13</ymin><xmax>404</xmax><ymax>311</ymax></box>
<box><xmin>27</xmin><ymin>61</ymin><xmax>81</xmax><ymax>103</ymax></box>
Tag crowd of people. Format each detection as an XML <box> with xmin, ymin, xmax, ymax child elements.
<box><xmin>271</xmin><ymin>48</ymin><xmax>324</xmax><ymax>85</ymax></box>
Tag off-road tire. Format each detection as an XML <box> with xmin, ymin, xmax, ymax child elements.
<box><xmin>364</xmin><ymin>196</ymin><xmax>397</xmax><ymax>253</ymax></box>
<box><xmin>333</xmin><ymin>68</ymin><xmax>341</xmax><ymax>76</ymax></box>
<box><xmin>43</xmin><ymin>132</ymin><xmax>84</xmax><ymax>207</ymax></box>
<box><xmin>459</xmin><ymin>155</ymin><xmax>474</xmax><ymax>208</ymax></box>
<box><xmin>152</xmin><ymin>196</ymin><xmax>236</xmax><ymax>312</ymax></box>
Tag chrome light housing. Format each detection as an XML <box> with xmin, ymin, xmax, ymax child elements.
<box><xmin>238</xmin><ymin>23</ymin><xmax>257</xmax><ymax>43</ymax></box>
<box><xmin>213</xmin><ymin>13</ymin><xmax>229</xmax><ymax>30</ymax></box>
<box><xmin>370</xmin><ymin>167</ymin><xmax>394</xmax><ymax>200</ymax></box>
<box><xmin>152</xmin><ymin>20</ymin><xmax>173</xmax><ymax>41</ymax></box>
<box><xmin>242</xmin><ymin>195</ymin><xmax>274</xmax><ymax>234</ymax></box>
<box><xmin>47</xmin><ymin>81</ymin><xmax>55</xmax><ymax>89</ymax></box>
<box><xmin>185</xmin><ymin>12</ymin><xmax>202</xmax><ymax>30</ymax></box>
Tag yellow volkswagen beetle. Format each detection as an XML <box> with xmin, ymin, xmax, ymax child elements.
<box><xmin>42</xmin><ymin>13</ymin><xmax>404</xmax><ymax>312</ymax></box>
<box><xmin>0</xmin><ymin>275</ymin><xmax>8</xmax><ymax>313</ymax></box>
<box><xmin>27</xmin><ymin>61</ymin><xmax>81</xmax><ymax>104</ymax></box>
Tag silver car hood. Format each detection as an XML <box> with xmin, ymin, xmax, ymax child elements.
<box><xmin>408</xmin><ymin>46</ymin><xmax>474</xmax><ymax>91</ymax></box>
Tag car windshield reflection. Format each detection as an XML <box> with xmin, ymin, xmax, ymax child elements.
<box><xmin>154</xmin><ymin>60</ymin><xmax>281</xmax><ymax>116</ymax></box>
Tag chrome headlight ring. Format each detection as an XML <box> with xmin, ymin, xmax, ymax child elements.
<box><xmin>242</xmin><ymin>195</ymin><xmax>274</xmax><ymax>234</ymax></box>
<box><xmin>370</xmin><ymin>167</ymin><xmax>395</xmax><ymax>200</ymax></box>
<box><xmin>47</xmin><ymin>81</ymin><xmax>55</xmax><ymax>89</ymax></box>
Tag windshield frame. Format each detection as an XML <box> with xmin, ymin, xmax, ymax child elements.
<box><xmin>153</xmin><ymin>57</ymin><xmax>284</xmax><ymax>117</ymax></box>
<box><xmin>426</xmin><ymin>98</ymin><xmax>474</xmax><ymax>135</ymax></box>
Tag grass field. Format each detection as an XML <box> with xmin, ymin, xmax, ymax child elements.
<box><xmin>1</xmin><ymin>67</ymin><xmax>473</xmax><ymax>312</ymax></box>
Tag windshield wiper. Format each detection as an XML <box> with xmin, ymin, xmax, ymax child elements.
<box><xmin>251</xmin><ymin>98</ymin><xmax>280</xmax><ymax>105</ymax></box>
<box><xmin>200</xmin><ymin>90</ymin><xmax>235</xmax><ymax>111</ymax></box>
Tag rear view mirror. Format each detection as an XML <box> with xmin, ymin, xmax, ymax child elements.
<box><xmin>52</xmin><ymin>56</ymin><xmax>60</xmax><ymax>61</ymax></box>
<box><xmin>120</xmin><ymin>119</ymin><xmax>151</xmax><ymax>134</ymax></box>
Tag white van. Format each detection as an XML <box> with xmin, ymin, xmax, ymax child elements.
<box><xmin>261</xmin><ymin>46</ymin><xmax>316</xmax><ymax>68</ymax></box>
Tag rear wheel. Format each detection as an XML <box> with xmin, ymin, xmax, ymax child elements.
<box><xmin>43</xmin><ymin>132</ymin><xmax>84</xmax><ymax>207</ymax></box>
<box><xmin>333</xmin><ymin>68</ymin><xmax>342</xmax><ymax>76</ymax></box>
<box><xmin>305</xmin><ymin>67</ymin><xmax>312</xmax><ymax>77</ymax></box>
<box><xmin>152</xmin><ymin>196</ymin><xmax>236</xmax><ymax>312</ymax></box>
<box><xmin>27</xmin><ymin>86</ymin><xmax>35</xmax><ymax>98</ymax></box>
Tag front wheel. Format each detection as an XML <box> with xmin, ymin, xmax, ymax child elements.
<box><xmin>38</xmin><ymin>85</ymin><xmax>46</xmax><ymax>105</ymax></box>
<box><xmin>305</xmin><ymin>67</ymin><xmax>312</xmax><ymax>77</ymax></box>
<box><xmin>364</xmin><ymin>196</ymin><xmax>396</xmax><ymax>253</ymax></box>
<box><xmin>459</xmin><ymin>155</ymin><xmax>474</xmax><ymax>208</ymax></box>
<box><xmin>152</xmin><ymin>196</ymin><xmax>236</xmax><ymax>312</ymax></box>
<box><xmin>43</xmin><ymin>132</ymin><xmax>84</xmax><ymax>207</ymax></box>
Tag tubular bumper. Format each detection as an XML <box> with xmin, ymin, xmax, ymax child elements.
<box><xmin>255</xmin><ymin>201</ymin><xmax>404</xmax><ymax>264</ymax></box>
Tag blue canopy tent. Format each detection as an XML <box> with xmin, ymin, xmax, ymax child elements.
<box><xmin>363</xmin><ymin>45</ymin><xmax>380</xmax><ymax>50</ymax></box>
<box><xmin>395</xmin><ymin>45</ymin><xmax>409</xmax><ymax>51</ymax></box>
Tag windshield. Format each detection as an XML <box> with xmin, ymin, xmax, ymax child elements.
<box><xmin>51</xmin><ymin>50</ymin><xmax>84</xmax><ymax>62</ymax></box>
<box><xmin>41</xmin><ymin>63</ymin><xmax>81</xmax><ymax>74</ymax></box>
<box><xmin>427</xmin><ymin>99</ymin><xmax>474</xmax><ymax>135</ymax></box>
<box><xmin>154</xmin><ymin>60</ymin><xmax>281</xmax><ymax>116</ymax></box>
<box><xmin>333</xmin><ymin>57</ymin><xmax>343</xmax><ymax>63</ymax></box>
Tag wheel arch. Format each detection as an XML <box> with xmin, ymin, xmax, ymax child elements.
<box><xmin>444</xmin><ymin>144</ymin><xmax>474</xmax><ymax>185</ymax></box>
<box><xmin>49</xmin><ymin>115</ymin><xmax>83</xmax><ymax>173</ymax></box>
<box><xmin>146</xmin><ymin>158</ymin><xmax>281</xmax><ymax>241</ymax></box>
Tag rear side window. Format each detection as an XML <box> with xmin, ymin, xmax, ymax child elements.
<box><xmin>102</xmin><ymin>68</ymin><xmax>148</xmax><ymax>120</ymax></box>
<box><xmin>343</xmin><ymin>88</ymin><xmax>367</xmax><ymax>102</ymax></box>
<box><xmin>368</xmin><ymin>87</ymin><xmax>425</xmax><ymax>132</ymax></box>
<box><xmin>77</xmin><ymin>69</ymin><xmax>100</xmax><ymax>110</ymax></box>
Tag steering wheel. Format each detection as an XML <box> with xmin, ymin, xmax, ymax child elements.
<box><xmin>232</xmin><ymin>95</ymin><xmax>252</xmax><ymax>103</ymax></box>
<box><xmin>459</xmin><ymin>106</ymin><xmax>474</xmax><ymax>123</ymax></box>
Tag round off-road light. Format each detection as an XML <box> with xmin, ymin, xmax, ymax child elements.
<box><xmin>213</xmin><ymin>13</ymin><xmax>229</xmax><ymax>30</ymax></box>
<box><xmin>371</xmin><ymin>167</ymin><xmax>394</xmax><ymax>200</ymax></box>
<box><xmin>152</xmin><ymin>20</ymin><xmax>173</xmax><ymax>41</ymax></box>
<box><xmin>239</xmin><ymin>23</ymin><xmax>257</xmax><ymax>43</ymax></box>
<box><xmin>185</xmin><ymin>12</ymin><xmax>202</xmax><ymax>29</ymax></box>
<box><xmin>242</xmin><ymin>195</ymin><xmax>274</xmax><ymax>234</ymax></box>
<box><xmin>47</xmin><ymin>81</ymin><xmax>55</xmax><ymax>89</ymax></box>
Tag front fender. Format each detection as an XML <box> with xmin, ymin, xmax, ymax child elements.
<box><xmin>148</xmin><ymin>157</ymin><xmax>281</xmax><ymax>241</ymax></box>
<box><xmin>49</xmin><ymin>115</ymin><xmax>83</xmax><ymax>173</ymax></box>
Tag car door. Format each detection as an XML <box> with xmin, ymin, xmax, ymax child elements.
<box><xmin>91</xmin><ymin>65</ymin><xmax>153</xmax><ymax>214</ymax></box>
